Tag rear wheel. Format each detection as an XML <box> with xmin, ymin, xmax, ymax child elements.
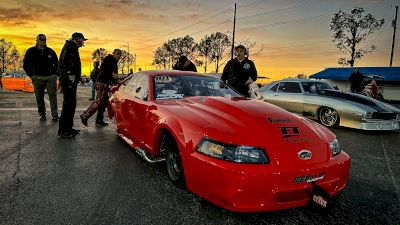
<box><xmin>161</xmin><ymin>133</ymin><xmax>186</xmax><ymax>189</ymax></box>
<box><xmin>319</xmin><ymin>107</ymin><xmax>340</xmax><ymax>127</ymax></box>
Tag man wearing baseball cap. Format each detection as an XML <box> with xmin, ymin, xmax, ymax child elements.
<box><xmin>23</xmin><ymin>34</ymin><xmax>59</xmax><ymax>121</ymax></box>
<box><xmin>221</xmin><ymin>45</ymin><xmax>258</xmax><ymax>97</ymax></box>
<box><xmin>57</xmin><ymin>32</ymin><xmax>87</xmax><ymax>138</ymax></box>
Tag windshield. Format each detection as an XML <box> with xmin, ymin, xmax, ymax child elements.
<box><xmin>154</xmin><ymin>75</ymin><xmax>240</xmax><ymax>100</ymax></box>
<box><xmin>301</xmin><ymin>82</ymin><xmax>333</xmax><ymax>93</ymax></box>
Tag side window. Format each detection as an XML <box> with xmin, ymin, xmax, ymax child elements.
<box><xmin>277</xmin><ymin>82</ymin><xmax>302</xmax><ymax>93</ymax></box>
<box><xmin>122</xmin><ymin>75</ymin><xmax>139</xmax><ymax>95</ymax></box>
<box><xmin>269</xmin><ymin>83</ymin><xmax>279</xmax><ymax>92</ymax></box>
<box><xmin>134</xmin><ymin>76</ymin><xmax>149</xmax><ymax>101</ymax></box>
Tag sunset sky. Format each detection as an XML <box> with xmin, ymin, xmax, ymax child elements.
<box><xmin>1</xmin><ymin>0</ymin><xmax>398</xmax><ymax>81</ymax></box>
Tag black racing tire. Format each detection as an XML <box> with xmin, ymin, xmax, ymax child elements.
<box><xmin>318</xmin><ymin>107</ymin><xmax>340</xmax><ymax>127</ymax></box>
<box><xmin>162</xmin><ymin>133</ymin><xmax>186</xmax><ymax>189</ymax></box>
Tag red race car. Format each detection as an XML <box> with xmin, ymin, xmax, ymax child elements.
<box><xmin>108</xmin><ymin>70</ymin><xmax>350</xmax><ymax>212</ymax></box>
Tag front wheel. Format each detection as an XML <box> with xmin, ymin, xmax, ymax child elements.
<box><xmin>162</xmin><ymin>133</ymin><xmax>186</xmax><ymax>189</ymax></box>
<box><xmin>319</xmin><ymin>107</ymin><xmax>340</xmax><ymax>127</ymax></box>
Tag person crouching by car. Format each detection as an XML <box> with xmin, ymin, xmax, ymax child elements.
<box><xmin>173</xmin><ymin>55</ymin><xmax>197</xmax><ymax>72</ymax></box>
<box><xmin>80</xmin><ymin>49</ymin><xmax>122</xmax><ymax>127</ymax></box>
<box><xmin>221</xmin><ymin>45</ymin><xmax>258</xmax><ymax>97</ymax></box>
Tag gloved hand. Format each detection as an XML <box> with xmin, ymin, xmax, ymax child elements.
<box><xmin>68</xmin><ymin>75</ymin><xmax>76</xmax><ymax>83</ymax></box>
<box><xmin>245</xmin><ymin>77</ymin><xmax>253</xmax><ymax>86</ymax></box>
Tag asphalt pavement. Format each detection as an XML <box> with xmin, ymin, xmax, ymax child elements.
<box><xmin>0</xmin><ymin>87</ymin><xmax>399</xmax><ymax>225</ymax></box>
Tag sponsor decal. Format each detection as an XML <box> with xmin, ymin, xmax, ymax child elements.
<box><xmin>162</xmin><ymin>90</ymin><xmax>177</xmax><ymax>94</ymax></box>
<box><xmin>293</xmin><ymin>172</ymin><xmax>325</xmax><ymax>184</ymax></box>
<box><xmin>243</xmin><ymin>63</ymin><xmax>250</xmax><ymax>69</ymax></box>
<box><xmin>267</xmin><ymin>117</ymin><xmax>292</xmax><ymax>124</ymax></box>
<box><xmin>156</xmin><ymin>93</ymin><xmax>184</xmax><ymax>100</ymax></box>
<box><xmin>155</xmin><ymin>75</ymin><xmax>177</xmax><ymax>83</ymax></box>
<box><xmin>298</xmin><ymin>149</ymin><xmax>312</xmax><ymax>160</ymax></box>
<box><xmin>284</xmin><ymin>138</ymin><xmax>310</xmax><ymax>144</ymax></box>
<box><xmin>279</xmin><ymin>126</ymin><xmax>299</xmax><ymax>138</ymax></box>
<box><xmin>312</xmin><ymin>194</ymin><xmax>327</xmax><ymax>208</ymax></box>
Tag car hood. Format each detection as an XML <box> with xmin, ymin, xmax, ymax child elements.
<box><xmin>318</xmin><ymin>90</ymin><xmax>400</xmax><ymax>112</ymax></box>
<box><xmin>158</xmin><ymin>96</ymin><xmax>336</xmax><ymax>164</ymax></box>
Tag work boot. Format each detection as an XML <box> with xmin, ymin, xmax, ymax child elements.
<box><xmin>70</xmin><ymin>128</ymin><xmax>81</xmax><ymax>134</ymax></box>
<box><xmin>58</xmin><ymin>131</ymin><xmax>75</xmax><ymax>138</ymax></box>
<box><xmin>80</xmin><ymin>114</ymin><xmax>88</xmax><ymax>126</ymax></box>
<box><xmin>40</xmin><ymin>114</ymin><xmax>46</xmax><ymax>121</ymax></box>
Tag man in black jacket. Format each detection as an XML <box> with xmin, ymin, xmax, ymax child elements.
<box><xmin>173</xmin><ymin>55</ymin><xmax>197</xmax><ymax>72</ymax></box>
<box><xmin>58</xmin><ymin>32</ymin><xmax>87</xmax><ymax>138</ymax></box>
<box><xmin>348</xmin><ymin>68</ymin><xmax>364</xmax><ymax>93</ymax></box>
<box><xmin>23</xmin><ymin>34</ymin><xmax>59</xmax><ymax>121</ymax></box>
<box><xmin>80</xmin><ymin>49</ymin><xmax>121</xmax><ymax>127</ymax></box>
<box><xmin>221</xmin><ymin>45</ymin><xmax>258</xmax><ymax>97</ymax></box>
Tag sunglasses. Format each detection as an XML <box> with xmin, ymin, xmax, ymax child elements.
<box><xmin>39</xmin><ymin>38</ymin><xmax>46</xmax><ymax>41</ymax></box>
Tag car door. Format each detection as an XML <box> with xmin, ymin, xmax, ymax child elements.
<box><xmin>124</xmin><ymin>75</ymin><xmax>151</xmax><ymax>149</ymax></box>
<box><xmin>269</xmin><ymin>81</ymin><xmax>304</xmax><ymax>114</ymax></box>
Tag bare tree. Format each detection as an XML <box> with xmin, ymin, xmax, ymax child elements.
<box><xmin>91</xmin><ymin>48</ymin><xmax>107</xmax><ymax>64</ymax></box>
<box><xmin>208</xmin><ymin>32</ymin><xmax>231</xmax><ymax>73</ymax></box>
<box><xmin>237</xmin><ymin>39</ymin><xmax>264</xmax><ymax>58</ymax></box>
<box><xmin>1</xmin><ymin>38</ymin><xmax>19</xmax><ymax>73</ymax></box>
<box><xmin>330</xmin><ymin>7</ymin><xmax>384</xmax><ymax>67</ymax></box>
<box><xmin>153</xmin><ymin>36</ymin><xmax>198</xmax><ymax>69</ymax></box>
<box><xmin>197</xmin><ymin>35</ymin><xmax>212</xmax><ymax>73</ymax></box>
<box><xmin>118</xmin><ymin>50</ymin><xmax>134</xmax><ymax>74</ymax></box>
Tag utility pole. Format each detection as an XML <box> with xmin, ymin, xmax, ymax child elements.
<box><xmin>390</xmin><ymin>5</ymin><xmax>398</xmax><ymax>67</ymax></box>
<box><xmin>134</xmin><ymin>53</ymin><xmax>136</xmax><ymax>73</ymax></box>
<box><xmin>231</xmin><ymin>3</ymin><xmax>237</xmax><ymax>60</ymax></box>
<box><xmin>127</xmin><ymin>42</ymin><xmax>130</xmax><ymax>74</ymax></box>
<box><xmin>1</xmin><ymin>41</ymin><xmax>5</xmax><ymax>73</ymax></box>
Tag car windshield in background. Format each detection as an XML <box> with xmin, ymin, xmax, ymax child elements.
<box><xmin>301</xmin><ymin>82</ymin><xmax>333</xmax><ymax>93</ymax></box>
<box><xmin>154</xmin><ymin>75</ymin><xmax>240</xmax><ymax>100</ymax></box>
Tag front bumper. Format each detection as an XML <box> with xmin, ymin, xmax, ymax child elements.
<box><xmin>186</xmin><ymin>152</ymin><xmax>350</xmax><ymax>212</ymax></box>
<box><xmin>360</xmin><ymin>119</ymin><xmax>400</xmax><ymax>130</ymax></box>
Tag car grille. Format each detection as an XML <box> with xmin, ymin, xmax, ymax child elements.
<box><xmin>372</xmin><ymin>112</ymin><xmax>398</xmax><ymax>120</ymax></box>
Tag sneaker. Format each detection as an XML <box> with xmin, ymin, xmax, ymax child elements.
<box><xmin>52</xmin><ymin>116</ymin><xmax>59</xmax><ymax>121</ymax></box>
<box><xmin>80</xmin><ymin>114</ymin><xmax>88</xmax><ymax>126</ymax></box>
<box><xmin>40</xmin><ymin>114</ymin><xmax>46</xmax><ymax>121</ymax></box>
<box><xmin>70</xmin><ymin>128</ymin><xmax>81</xmax><ymax>134</ymax></box>
<box><xmin>58</xmin><ymin>132</ymin><xmax>75</xmax><ymax>138</ymax></box>
<box><xmin>96</xmin><ymin>121</ymin><xmax>109</xmax><ymax>127</ymax></box>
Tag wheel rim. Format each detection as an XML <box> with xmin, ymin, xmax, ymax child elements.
<box><xmin>320</xmin><ymin>107</ymin><xmax>338</xmax><ymax>126</ymax></box>
<box><xmin>166</xmin><ymin>139</ymin><xmax>182</xmax><ymax>180</ymax></box>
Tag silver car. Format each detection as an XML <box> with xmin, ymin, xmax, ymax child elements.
<box><xmin>260</xmin><ymin>78</ymin><xmax>400</xmax><ymax>130</ymax></box>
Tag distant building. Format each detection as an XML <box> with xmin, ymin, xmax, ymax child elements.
<box><xmin>309</xmin><ymin>67</ymin><xmax>400</xmax><ymax>101</ymax></box>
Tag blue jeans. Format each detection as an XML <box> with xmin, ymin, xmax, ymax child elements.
<box><xmin>91</xmin><ymin>80</ymin><xmax>96</xmax><ymax>99</ymax></box>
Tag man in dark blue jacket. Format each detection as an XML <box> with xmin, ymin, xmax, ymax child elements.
<box><xmin>58</xmin><ymin>32</ymin><xmax>87</xmax><ymax>138</ymax></box>
<box><xmin>23</xmin><ymin>34</ymin><xmax>59</xmax><ymax>121</ymax></box>
<box><xmin>221</xmin><ymin>45</ymin><xmax>258</xmax><ymax>97</ymax></box>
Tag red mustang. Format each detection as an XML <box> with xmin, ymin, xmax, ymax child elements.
<box><xmin>108</xmin><ymin>70</ymin><xmax>350</xmax><ymax>212</ymax></box>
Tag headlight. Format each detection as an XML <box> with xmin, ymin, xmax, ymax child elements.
<box><xmin>363</xmin><ymin>112</ymin><xmax>373</xmax><ymax>120</ymax></box>
<box><xmin>329</xmin><ymin>139</ymin><xmax>341</xmax><ymax>156</ymax></box>
<box><xmin>196</xmin><ymin>138</ymin><xmax>269</xmax><ymax>164</ymax></box>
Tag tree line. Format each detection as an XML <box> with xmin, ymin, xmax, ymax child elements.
<box><xmin>1</xmin><ymin>7</ymin><xmax>386</xmax><ymax>76</ymax></box>
<box><xmin>152</xmin><ymin>32</ymin><xmax>263</xmax><ymax>73</ymax></box>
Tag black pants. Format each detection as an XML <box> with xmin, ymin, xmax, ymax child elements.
<box><xmin>32</xmin><ymin>75</ymin><xmax>58</xmax><ymax>117</ymax></box>
<box><xmin>58</xmin><ymin>83</ymin><xmax>77</xmax><ymax>133</ymax></box>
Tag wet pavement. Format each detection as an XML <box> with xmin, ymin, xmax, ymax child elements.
<box><xmin>0</xmin><ymin>88</ymin><xmax>399</xmax><ymax>225</ymax></box>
